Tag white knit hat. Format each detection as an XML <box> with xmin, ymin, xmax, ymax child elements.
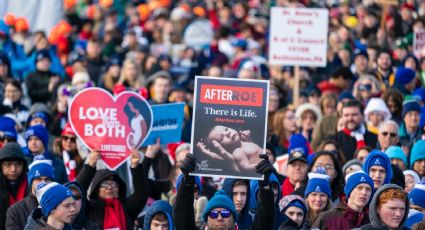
<box><xmin>364</xmin><ymin>98</ymin><xmax>391</xmax><ymax>123</ymax></box>
<box><xmin>295</xmin><ymin>103</ymin><xmax>322</xmax><ymax>126</ymax></box>
<box><xmin>72</xmin><ymin>72</ymin><xmax>91</xmax><ymax>86</ymax></box>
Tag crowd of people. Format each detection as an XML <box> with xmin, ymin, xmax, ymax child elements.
<box><xmin>2</xmin><ymin>0</ymin><xmax>425</xmax><ymax>229</ymax></box>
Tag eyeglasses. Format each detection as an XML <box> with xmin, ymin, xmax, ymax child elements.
<box><xmin>100</xmin><ymin>181</ymin><xmax>119</xmax><ymax>189</ymax></box>
<box><xmin>313</xmin><ymin>163</ymin><xmax>334</xmax><ymax>170</ymax></box>
<box><xmin>209</xmin><ymin>210</ymin><xmax>231</xmax><ymax>219</ymax></box>
<box><xmin>381</xmin><ymin>132</ymin><xmax>397</xmax><ymax>137</ymax></box>
<box><xmin>61</xmin><ymin>136</ymin><xmax>76</xmax><ymax>143</ymax></box>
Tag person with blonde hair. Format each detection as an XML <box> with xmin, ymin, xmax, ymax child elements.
<box><xmin>118</xmin><ymin>58</ymin><xmax>144</xmax><ymax>90</ymax></box>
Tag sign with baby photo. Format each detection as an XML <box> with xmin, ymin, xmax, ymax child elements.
<box><xmin>68</xmin><ymin>87</ymin><xmax>153</xmax><ymax>171</ymax></box>
<box><xmin>142</xmin><ymin>102</ymin><xmax>185</xmax><ymax>146</ymax></box>
<box><xmin>190</xmin><ymin>76</ymin><xmax>270</xmax><ymax>179</ymax></box>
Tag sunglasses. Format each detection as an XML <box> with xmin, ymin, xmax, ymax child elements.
<box><xmin>358</xmin><ymin>84</ymin><xmax>372</xmax><ymax>91</ymax></box>
<box><xmin>209</xmin><ymin>210</ymin><xmax>231</xmax><ymax>219</ymax></box>
<box><xmin>381</xmin><ymin>132</ymin><xmax>397</xmax><ymax>137</ymax></box>
<box><xmin>61</xmin><ymin>136</ymin><xmax>76</xmax><ymax>142</ymax></box>
<box><xmin>0</xmin><ymin>136</ymin><xmax>15</xmax><ymax>142</ymax></box>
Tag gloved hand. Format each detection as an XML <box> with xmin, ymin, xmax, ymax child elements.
<box><xmin>255</xmin><ymin>154</ymin><xmax>274</xmax><ymax>182</ymax></box>
<box><xmin>180</xmin><ymin>154</ymin><xmax>196</xmax><ymax>177</ymax></box>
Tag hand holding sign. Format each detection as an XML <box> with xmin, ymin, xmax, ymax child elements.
<box><xmin>69</xmin><ymin>88</ymin><xmax>152</xmax><ymax>170</ymax></box>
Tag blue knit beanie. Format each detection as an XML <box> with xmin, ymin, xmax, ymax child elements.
<box><xmin>411</xmin><ymin>140</ymin><xmax>425</xmax><ymax>169</ymax></box>
<box><xmin>25</xmin><ymin>125</ymin><xmax>49</xmax><ymax>149</ymax></box>
<box><xmin>409</xmin><ymin>184</ymin><xmax>425</xmax><ymax>209</ymax></box>
<box><xmin>28</xmin><ymin>155</ymin><xmax>55</xmax><ymax>186</ymax></box>
<box><xmin>385</xmin><ymin>146</ymin><xmax>408</xmax><ymax>167</ymax></box>
<box><xmin>395</xmin><ymin>67</ymin><xmax>416</xmax><ymax>86</ymax></box>
<box><xmin>413</xmin><ymin>88</ymin><xmax>425</xmax><ymax>103</ymax></box>
<box><xmin>36</xmin><ymin>182</ymin><xmax>74</xmax><ymax>217</ymax></box>
<box><xmin>337</xmin><ymin>91</ymin><xmax>354</xmax><ymax>103</ymax></box>
<box><xmin>288</xmin><ymin>134</ymin><xmax>309</xmax><ymax>156</ymax></box>
<box><xmin>203</xmin><ymin>190</ymin><xmax>238</xmax><ymax>222</ymax></box>
<box><xmin>402</xmin><ymin>101</ymin><xmax>421</xmax><ymax>118</ymax></box>
<box><xmin>279</xmin><ymin>195</ymin><xmax>307</xmax><ymax>216</ymax></box>
<box><xmin>344</xmin><ymin>170</ymin><xmax>374</xmax><ymax>198</ymax></box>
<box><xmin>0</xmin><ymin>116</ymin><xmax>17</xmax><ymax>140</ymax></box>
<box><xmin>28</xmin><ymin>111</ymin><xmax>49</xmax><ymax>125</ymax></box>
<box><xmin>304</xmin><ymin>172</ymin><xmax>331</xmax><ymax>198</ymax></box>
<box><xmin>362</xmin><ymin>150</ymin><xmax>393</xmax><ymax>185</ymax></box>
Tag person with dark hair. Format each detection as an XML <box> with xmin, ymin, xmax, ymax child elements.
<box><xmin>6</xmin><ymin>155</ymin><xmax>54</xmax><ymax>230</ymax></box>
<box><xmin>317</xmin><ymin>67</ymin><xmax>354</xmax><ymax>95</ymax></box>
<box><xmin>374</xmin><ymin>50</ymin><xmax>395</xmax><ymax>90</ymax></box>
<box><xmin>333</xmin><ymin>100</ymin><xmax>377</xmax><ymax>160</ymax></box>
<box><xmin>382</xmin><ymin>88</ymin><xmax>404</xmax><ymax>124</ymax></box>
<box><xmin>76</xmin><ymin>148</ymin><xmax>149</xmax><ymax>229</ymax></box>
<box><xmin>124</xmin><ymin>96</ymin><xmax>150</xmax><ymax>149</ymax></box>
<box><xmin>294</xmin><ymin>151</ymin><xmax>345</xmax><ymax>203</ymax></box>
<box><xmin>2</xmin><ymin>79</ymin><xmax>28</xmax><ymax>126</ymax></box>
<box><xmin>86</xmin><ymin>38</ymin><xmax>106</xmax><ymax>84</ymax></box>
<box><xmin>25</xmin><ymin>49</ymin><xmax>60</xmax><ymax>104</ymax></box>
<box><xmin>0</xmin><ymin>142</ymin><xmax>28</xmax><ymax>229</ymax></box>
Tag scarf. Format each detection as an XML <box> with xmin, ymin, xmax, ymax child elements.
<box><xmin>63</xmin><ymin>151</ymin><xmax>77</xmax><ymax>181</ymax></box>
<box><xmin>281</xmin><ymin>177</ymin><xmax>295</xmax><ymax>196</ymax></box>
<box><xmin>8</xmin><ymin>175</ymin><xmax>27</xmax><ymax>206</ymax></box>
<box><xmin>103</xmin><ymin>198</ymin><xmax>127</xmax><ymax>230</ymax></box>
<box><xmin>342</xmin><ymin>125</ymin><xmax>366</xmax><ymax>150</ymax></box>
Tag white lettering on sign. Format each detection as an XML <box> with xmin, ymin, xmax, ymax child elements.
<box><xmin>79</xmin><ymin>107</ymin><xmax>125</xmax><ymax>138</ymax></box>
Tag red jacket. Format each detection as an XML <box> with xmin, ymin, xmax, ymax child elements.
<box><xmin>311</xmin><ymin>203</ymin><xmax>369</xmax><ymax>230</ymax></box>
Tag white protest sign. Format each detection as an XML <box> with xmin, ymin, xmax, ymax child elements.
<box><xmin>183</xmin><ymin>19</ymin><xmax>214</xmax><ymax>48</ymax></box>
<box><xmin>269</xmin><ymin>7</ymin><xmax>329</xmax><ymax>67</ymax></box>
<box><xmin>414</xmin><ymin>29</ymin><xmax>425</xmax><ymax>59</ymax></box>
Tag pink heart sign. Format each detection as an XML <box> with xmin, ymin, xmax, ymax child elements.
<box><xmin>68</xmin><ymin>88</ymin><xmax>152</xmax><ymax>170</ymax></box>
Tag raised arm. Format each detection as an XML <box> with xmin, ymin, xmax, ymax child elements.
<box><xmin>173</xmin><ymin>154</ymin><xmax>199</xmax><ymax>230</ymax></box>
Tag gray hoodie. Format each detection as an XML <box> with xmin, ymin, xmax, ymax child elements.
<box><xmin>356</xmin><ymin>184</ymin><xmax>410</xmax><ymax>230</ymax></box>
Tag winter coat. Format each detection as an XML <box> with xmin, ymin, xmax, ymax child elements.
<box><xmin>25</xmin><ymin>70</ymin><xmax>56</xmax><ymax>104</ymax></box>
<box><xmin>312</xmin><ymin>203</ymin><xmax>369</xmax><ymax>230</ymax></box>
<box><xmin>222</xmin><ymin>178</ymin><xmax>252</xmax><ymax>230</ymax></box>
<box><xmin>6</xmin><ymin>194</ymin><xmax>38</xmax><ymax>230</ymax></box>
<box><xmin>24</xmin><ymin>208</ymin><xmax>72</xmax><ymax>230</ymax></box>
<box><xmin>76</xmin><ymin>157</ymin><xmax>150</xmax><ymax>230</ymax></box>
<box><xmin>333</xmin><ymin>129</ymin><xmax>378</xmax><ymax>160</ymax></box>
<box><xmin>356</xmin><ymin>184</ymin><xmax>410</xmax><ymax>230</ymax></box>
<box><xmin>0</xmin><ymin>143</ymin><xmax>28</xmax><ymax>229</ymax></box>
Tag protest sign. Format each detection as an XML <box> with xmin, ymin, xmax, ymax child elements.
<box><xmin>183</xmin><ymin>19</ymin><xmax>214</xmax><ymax>48</ymax></box>
<box><xmin>414</xmin><ymin>29</ymin><xmax>425</xmax><ymax>59</ymax></box>
<box><xmin>142</xmin><ymin>102</ymin><xmax>185</xmax><ymax>146</ymax></box>
<box><xmin>190</xmin><ymin>76</ymin><xmax>269</xmax><ymax>180</ymax></box>
<box><xmin>269</xmin><ymin>7</ymin><xmax>329</xmax><ymax>67</ymax></box>
<box><xmin>68</xmin><ymin>88</ymin><xmax>153</xmax><ymax>170</ymax></box>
